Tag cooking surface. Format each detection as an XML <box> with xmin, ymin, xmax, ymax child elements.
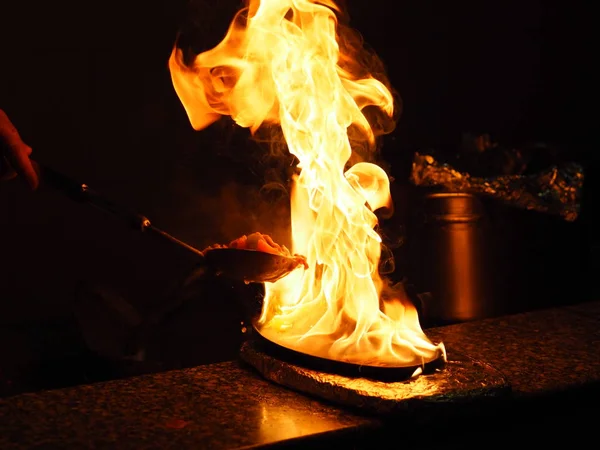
<box><xmin>1</xmin><ymin>300</ymin><xmax>599</xmax><ymax>449</ymax></box>
<box><xmin>240</xmin><ymin>339</ymin><xmax>509</xmax><ymax>415</ymax></box>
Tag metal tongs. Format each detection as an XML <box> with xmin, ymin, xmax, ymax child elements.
<box><xmin>39</xmin><ymin>163</ymin><xmax>305</xmax><ymax>284</ymax></box>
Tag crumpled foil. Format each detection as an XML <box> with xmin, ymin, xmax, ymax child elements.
<box><xmin>410</xmin><ymin>153</ymin><xmax>585</xmax><ymax>221</ymax></box>
<box><xmin>240</xmin><ymin>340</ymin><xmax>510</xmax><ymax>416</ymax></box>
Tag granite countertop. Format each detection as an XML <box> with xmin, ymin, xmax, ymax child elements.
<box><xmin>1</xmin><ymin>300</ymin><xmax>599</xmax><ymax>449</ymax></box>
<box><xmin>0</xmin><ymin>361</ymin><xmax>377</xmax><ymax>449</ymax></box>
<box><xmin>427</xmin><ymin>301</ymin><xmax>600</xmax><ymax>397</ymax></box>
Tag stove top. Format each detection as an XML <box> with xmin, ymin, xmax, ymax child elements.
<box><xmin>240</xmin><ymin>338</ymin><xmax>510</xmax><ymax>415</ymax></box>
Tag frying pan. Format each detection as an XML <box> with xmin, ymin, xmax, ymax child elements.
<box><xmin>249</xmin><ymin>324</ymin><xmax>446</xmax><ymax>381</ymax></box>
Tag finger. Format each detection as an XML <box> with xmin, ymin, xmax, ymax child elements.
<box><xmin>6</xmin><ymin>143</ymin><xmax>39</xmax><ymax>190</ymax></box>
<box><xmin>0</xmin><ymin>113</ymin><xmax>39</xmax><ymax>190</ymax></box>
<box><xmin>0</xmin><ymin>117</ymin><xmax>37</xmax><ymax>188</ymax></box>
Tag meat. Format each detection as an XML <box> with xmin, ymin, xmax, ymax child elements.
<box><xmin>204</xmin><ymin>232</ymin><xmax>308</xmax><ymax>270</ymax></box>
<box><xmin>228</xmin><ymin>232</ymin><xmax>290</xmax><ymax>256</ymax></box>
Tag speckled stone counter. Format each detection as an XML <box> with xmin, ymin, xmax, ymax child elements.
<box><xmin>1</xmin><ymin>301</ymin><xmax>599</xmax><ymax>449</ymax></box>
<box><xmin>0</xmin><ymin>361</ymin><xmax>377</xmax><ymax>449</ymax></box>
<box><xmin>427</xmin><ymin>301</ymin><xmax>600</xmax><ymax>396</ymax></box>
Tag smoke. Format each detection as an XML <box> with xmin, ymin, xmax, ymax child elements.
<box><xmin>160</xmin><ymin>117</ymin><xmax>293</xmax><ymax>250</ymax></box>
<box><xmin>166</xmin><ymin>177</ymin><xmax>293</xmax><ymax>251</ymax></box>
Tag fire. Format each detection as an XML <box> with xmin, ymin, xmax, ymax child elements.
<box><xmin>170</xmin><ymin>0</ymin><xmax>445</xmax><ymax>368</ymax></box>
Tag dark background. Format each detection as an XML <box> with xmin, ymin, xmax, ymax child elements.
<box><xmin>0</xmin><ymin>1</ymin><xmax>595</xmax><ymax>394</ymax></box>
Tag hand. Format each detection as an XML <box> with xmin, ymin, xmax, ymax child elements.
<box><xmin>0</xmin><ymin>109</ymin><xmax>39</xmax><ymax>190</ymax></box>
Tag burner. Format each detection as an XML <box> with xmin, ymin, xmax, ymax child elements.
<box><xmin>240</xmin><ymin>334</ymin><xmax>510</xmax><ymax>415</ymax></box>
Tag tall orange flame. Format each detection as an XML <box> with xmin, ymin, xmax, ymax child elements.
<box><xmin>170</xmin><ymin>0</ymin><xmax>445</xmax><ymax>368</ymax></box>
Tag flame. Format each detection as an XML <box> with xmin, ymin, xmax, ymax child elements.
<box><xmin>170</xmin><ymin>0</ymin><xmax>444</xmax><ymax>368</ymax></box>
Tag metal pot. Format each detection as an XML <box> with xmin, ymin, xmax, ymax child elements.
<box><xmin>416</xmin><ymin>192</ymin><xmax>492</xmax><ymax>326</ymax></box>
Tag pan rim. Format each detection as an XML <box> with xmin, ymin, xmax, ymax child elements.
<box><xmin>250</xmin><ymin>324</ymin><xmax>446</xmax><ymax>381</ymax></box>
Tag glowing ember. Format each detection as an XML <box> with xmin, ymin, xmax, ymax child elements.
<box><xmin>169</xmin><ymin>0</ymin><xmax>445</xmax><ymax>368</ymax></box>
